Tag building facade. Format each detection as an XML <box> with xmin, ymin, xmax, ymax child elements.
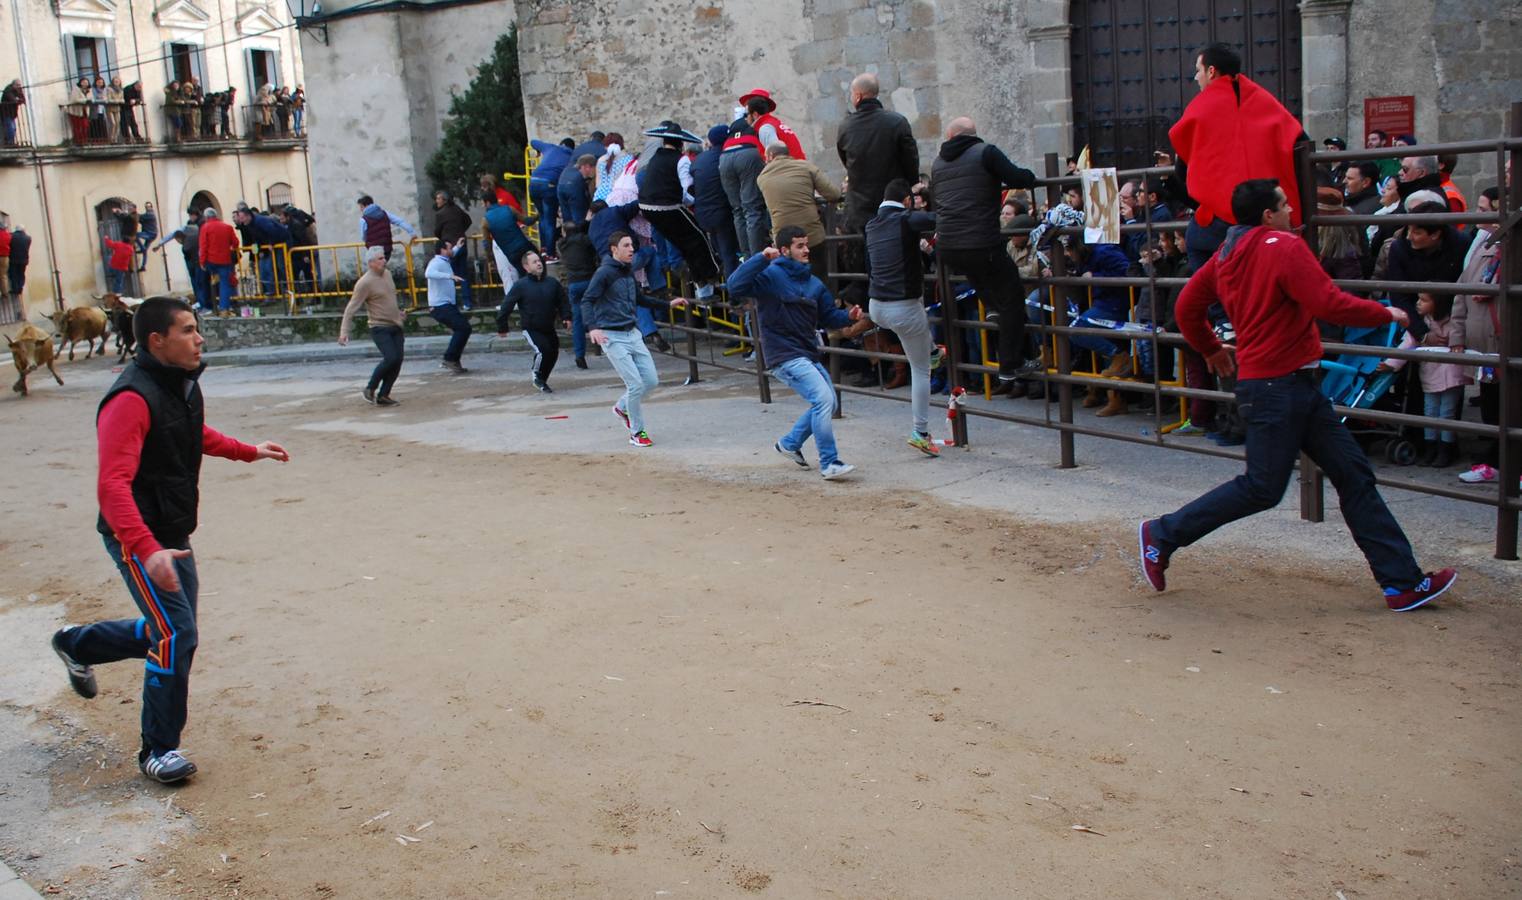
<box><xmin>296</xmin><ymin>0</ymin><xmax>1518</xmax><ymax>250</ymax></box>
<box><xmin>0</xmin><ymin>0</ymin><xmax>313</xmax><ymax>319</ymax></box>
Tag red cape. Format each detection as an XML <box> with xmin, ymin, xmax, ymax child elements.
<box><xmin>1168</xmin><ymin>75</ymin><xmax>1303</xmax><ymax>227</ymax></box>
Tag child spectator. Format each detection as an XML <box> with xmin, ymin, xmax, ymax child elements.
<box><xmin>1379</xmin><ymin>292</ymin><xmax>1466</xmax><ymax>468</ymax></box>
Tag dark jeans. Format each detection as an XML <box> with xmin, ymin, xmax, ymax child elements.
<box><xmin>449</xmin><ymin>247</ymin><xmax>474</xmax><ymax>309</ymax></box>
<box><xmin>429</xmin><ymin>302</ymin><xmax>472</xmax><ymax>362</ymax></box>
<box><xmin>702</xmin><ymin>216</ymin><xmax>741</xmax><ymax>278</ymax></box>
<box><xmin>290</xmin><ymin>245</ymin><xmax>316</xmax><ymax>288</ymax></box>
<box><xmin>1151</xmin><ymin>370</ymin><xmax>1425</xmax><ymax>590</ymax></box>
<box><xmin>568</xmin><ymin>279</ymin><xmax>590</xmax><ymax>358</ymax></box>
<box><xmin>61</xmin><ymin>535</ymin><xmax>200</xmax><ymax>755</ymax></box>
<box><xmin>185</xmin><ymin>257</ymin><xmax>209</xmax><ymax>309</ymax></box>
<box><xmin>557</xmin><ymin>178</ymin><xmax>589</xmax><ymax>231</ymax></box>
<box><xmin>368</xmin><ymin>325</ymin><xmax>405</xmax><ymax>395</ymax></box>
<box><xmin>8</xmin><ymin>262</ymin><xmax>25</xmax><ymax>297</ymax></box>
<box><xmin>135</xmin><ymin>232</ymin><xmax>156</xmax><ymax>269</ymax></box>
<box><xmin>938</xmin><ymin>245</ymin><xmax>1028</xmax><ymax>378</ymax></box>
<box><xmin>530</xmin><ymin>177</ymin><xmax>558</xmax><ymax>256</ymax></box>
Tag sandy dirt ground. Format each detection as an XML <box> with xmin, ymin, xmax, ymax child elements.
<box><xmin>1</xmin><ymin>348</ymin><xmax>1519</xmax><ymax>899</ymax></box>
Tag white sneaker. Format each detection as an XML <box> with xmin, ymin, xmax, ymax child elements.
<box><xmin>820</xmin><ymin>461</ymin><xmax>856</xmax><ymax>480</ymax></box>
<box><xmin>775</xmin><ymin>441</ymin><xmax>809</xmax><ymax>468</ymax></box>
<box><xmin>1459</xmin><ymin>464</ymin><xmax>1497</xmax><ymax>484</ymax></box>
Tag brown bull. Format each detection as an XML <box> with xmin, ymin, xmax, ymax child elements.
<box><xmin>50</xmin><ymin>304</ymin><xmax>110</xmax><ymax>360</ymax></box>
<box><xmin>6</xmin><ymin>323</ymin><xmax>64</xmax><ymax>396</ymax></box>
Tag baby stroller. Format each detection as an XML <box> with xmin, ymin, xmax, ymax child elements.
<box><xmin>1318</xmin><ymin>319</ymin><xmax>1415</xmax><ymax>464</ymax></box>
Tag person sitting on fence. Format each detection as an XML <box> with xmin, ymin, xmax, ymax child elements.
<box><xmin>357</xmin><ymin>194</ymin><xmax>417</xmax><ymax>263</ymax></box>
<box><xmin>727</xmin><ymin>225</ymin><xmax>863</xmax><ymax>480</ymax></box>
<box><xmin>497</xmin><ymin>249</ymin><xmax>572</xmax><ymax>393</ymax></box>
<box><xmin>1063</xmin><ymin>237</ymin><xmax>1135</xmax><ymax>417</ymax></box>
<box><xmin>1377</xmin><ymin>292</ymin><xmax>1466</xmax><ymax>469</ymax></box>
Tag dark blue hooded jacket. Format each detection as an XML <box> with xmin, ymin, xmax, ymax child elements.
<box><xmin>726</xmin><ymin>252</ymin><xmax>852</xmax><ymax>367</ymax></box>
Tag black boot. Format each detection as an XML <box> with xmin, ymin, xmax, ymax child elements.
<box><xmin>1433</xmin><ymin>442</ymin><xmax>1457</xmax><ymax>468</ymax></box>
<box><xmin>1418</xmin><ymin>443</ymin><xmax>1441</xmax><ymax>467</ymax></box>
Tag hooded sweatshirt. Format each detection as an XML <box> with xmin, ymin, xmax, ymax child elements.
<box><xmin>1174</xmin><ymin>225</ymin><xmax>1397</xmax><ymax>380</ymax></box>
<box><xmin>930</xmin><ymin>134</ymin><xmax>1036</xmax><ymax>251</ymax></box>
<box><xmin>498</xmin><ymin>271</ymin><xmax>571</xmax><ymax>333</ymax></box>
<box><xmin>726</xmin><ymin>252</ymin><xmax>851</xmax><ymax>367</ymax></box>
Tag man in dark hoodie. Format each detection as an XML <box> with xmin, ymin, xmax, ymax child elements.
<box><xmin>581</xmin><ymin>231</ymin><xmax>687</xmax><ymax>447</ymax></box>
<box><xmin>692</xmin><ymin>123</ymin><xmax>740</xmax><ymax>278</ymax></box>
<box><xmin>557</xmin><ymin>221</ymin><xmax>600</xmax><ymax>368</ymax></box>
<box><xmin>497</xmin><ymin>249</ymin><xmax>572</xmax><ymax>392</ymax></box>
<box><xmin>1139</xmin><ymin>178</ymin><xmax>1456</xmax><ymax>613</ymax></box>
<box><xmin>728</xmin><ymin>225</ymin><xmax>864</xmax><ymax>480</ymax></box>
<box><xmin>930</xmin><ymin>116</ymin><xmax>1040</xmax><ymax>389</ymax></box>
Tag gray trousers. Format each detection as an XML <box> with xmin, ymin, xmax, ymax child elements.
<box><xmin>869</xmin><ymin>298</ymin><xmax>935</xmax><ymax>435</ymax></box>
<box><xmin>718</xmin><ymin>148</ymin><xmax>770</xmax><ymax>257</ymax></box>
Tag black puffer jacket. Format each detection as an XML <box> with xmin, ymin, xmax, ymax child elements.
<box><xmin>930</xmin><ymin>134</ymin><xmax>1036</xmax><ymax>251</ymax></box>
<box><xmin>864</xmin><ymin>203</ymin><xmax>936</xmax><ymax>300</ymax></box>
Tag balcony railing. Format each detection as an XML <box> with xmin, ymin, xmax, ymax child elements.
<box><xmin>243</xmin><ymin>104</ymin><xmax>304</xmax><ymax>142</ymax></box>
<box><xmin>162</xmin><ymin>101</ymin><xmax>239</xmax><ymax>144</ymax></box>
<box><xmin>58</xmin><ymin>102</ymin><xmax>149</xmax><ymax>148</ymax></box>
<box><xmin>1</xmin><ymin>108</ymin><xmax>32</xmax><ymax>150</ymax></box>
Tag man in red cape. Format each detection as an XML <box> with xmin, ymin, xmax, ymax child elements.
<box><xmin>1169</xmin><ymin>42</ymin><xmax>1305</xmax><ymax>270</ymax></box>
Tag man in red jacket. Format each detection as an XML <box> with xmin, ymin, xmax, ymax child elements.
<box><xmin>103</xmin><ymin>233</ymin><xmax>134</xmax><ymax>293</ymax></box>
<box><xmin>1138</xmin><ymin>179</ymin><xmax>1457</xmax><ymax>612</ymax></box>
<box><xmin>197</xmin><ymin>207</ymin><xmax>240</xmax><ymax>315</ymax></box>
<box><xmin>50</xmin><ymin>296</ymin><xmax>289</xmax><ymax>783</ymax></box>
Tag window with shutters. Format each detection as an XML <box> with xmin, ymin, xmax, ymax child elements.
<box><xmin>165</xmin><ymin>42</ymin><xmax>206</xmax><ymax>86</ymax></box>
<box><xmin>245</xmin><ymin>48</ymin><xmax>282</xmax><ymax>93</ymax></box>
<box><xmin>266</xmin><ymin>183</ymin><xmax>293</xmax><ymax>212</ymax></box>
<box><xmin>65</xmin><ymin>35</ymin><xmax>116</xmax><ymax>83</ymax></box>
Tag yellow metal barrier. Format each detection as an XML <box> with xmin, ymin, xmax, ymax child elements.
<box><xmin>232</xmin><ymin>235</ymin><xmax>511</xmax><ymax>313</ymax></box>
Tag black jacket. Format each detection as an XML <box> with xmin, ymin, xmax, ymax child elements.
<box><xmin>640</xmin><ymin>145</ymin><xmax>684</xmax><ymax>206</ymax></box>
<box><xmin>1385</xmin><ymin>226</ymin><xmax>1474</xmax><ymax>339</ymax></box>
<box><xmin>1345</xmin><ymin>185</ymin><xmax>1382</xmax><ymax>216</ymax></box>
<box><xmin>837</xmin><ymin>98</ymin><xmax>919</xmax><ymax>230</ymax></box>
<box><xmin>8</xmin><ymin>229</ymin><xmax>30</xmax><ymax>266</ymax></box>
<box><xmin>864</xmin><ymin>202</ymin><xmax>936</xmax><ymax>300</ymax></box>
<box><xmin>930</xmin><ymin>135</ymin><xmax>1036</xmax><ymax>251</ymax></box>
<box><xmin>434</xmin><ymin>202</ymin><xmax>471</xmax><ymax>245</ymax></box>
<box><xmin>498</xmin><ymin>273</ymin><xmax>571</xmax><ymax>333</ymax></box>
<box><xmin>558</xmin><ymin>230</ymin><xmax>598</xmax><ymax>282</ymax></box>
<box><xmin>690</xmin><ymin>146</ymin><xmax>731</xmax><ymax>230</ymax></box>
<box><xmin>580</xmin><ymin>258</ymin><xmax>669</xmax><ymax>331</ymax></box>
<box><xmin>96</xmin><ymin>352</ymin><xmax>206</xmax><ymax>549</ymax></box>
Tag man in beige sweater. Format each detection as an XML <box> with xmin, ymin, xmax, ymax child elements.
<box><xmin>339</xmin><ymin>246</ymin><xmax>407</xmax><ymax>405</ymax></box>
<box><xmin>757</xmin><ymin>142</ymin><xmax>842</xmax><ymax>279</ymax></box>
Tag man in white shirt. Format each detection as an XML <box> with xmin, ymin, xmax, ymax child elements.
<box><xmin>426</xmin><ymin>240</ymin><xmax>471</xmax><ymax>374</ymax></box>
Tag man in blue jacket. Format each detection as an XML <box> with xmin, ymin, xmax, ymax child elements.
<box><xmin>727</xmin><ymin>225</ymin><xmax>864</xmax><ymax>480</ymax></box>
<box><xmin>529</xmin><ymin>136</ymin><xmax>574</xmax><ymax>258</ymax></box>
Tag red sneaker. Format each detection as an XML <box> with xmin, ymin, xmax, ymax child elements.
<box><xmin>1385</xmin><ymin>568</ymin><xmax>1457</xmax><ymax>611</ymax></box>
<box><xmin>612</xmin><ymin>404</ymin><xmax>631</xmax><ymax>431</ymax></box>
<box><xmin>1138</xmin><ymin>519</ymin><xmax>1169</xmax><ymax>591</ymax></box>
<box><xmin>629</xmin><ymin>430</ymin><xmax>653</xmax><ymax>448</ymax></box>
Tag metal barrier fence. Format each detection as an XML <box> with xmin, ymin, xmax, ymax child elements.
<box><xmin>659</xmin><ymin>103</ymin><xmax>1522</xmax><ymax>560</ymax></box>
<box><xmin>228</xmin><ymin>234</ymin><xmax>508</xmax><ymax>313</ymax></box>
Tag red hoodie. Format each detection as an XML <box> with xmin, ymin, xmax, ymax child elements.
<box><xmin>1175</xmin><ymin>227</ymin><xmax>1398</xmax><ymax>380</ymax></box>
<box><xmin>105</xmin><ymin>238</ymin><xmax>133</xmax><ymax>272</ymax></box>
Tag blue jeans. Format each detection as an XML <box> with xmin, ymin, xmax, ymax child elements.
<box><xmin>206</xmin><ymin>262</ymin><xmax>234</xmax><ymax>310</ymax></box>
<box><xmin>530</xmin><ymin>177</ymin><xmax>558</xmax><ymax>256</ymax></box>
<box><xmin>135</xmin><ymin>232</ymin><xmax>156</xmax><ymax>268</ymax></box>
<box><xmin>186</xmin><ymin>258</ymin><xmax>209</xmax><ymax>309</ymax></box>
<box><xmin>60</xmin><ymin>535</ymin><xmax>200</xmax><ymax>755</ymax></box>
<box><xmin>450</xmin><ymin>247</ymin><xmax>474</xmax><ymax>309</ymax></box>
<box><xmin>1423</xmin><ymin>386</ymin><xmax>1462</xmax><ymax>443</ymax></box>
<box><xmin>773</xmin><ymin>356</ymin><xmax>841</xmax><ymax>468</ymax></box>
<box><xmin>1151</xmin><ymin>370</ymin><xmax>1425</xmax><ymax>591</ymax></box>
<box><xmin>601</xmin><ymin>327</ymin><xmax>660</xmax><ymax>433</ymax></box>
<box><xmin>2</xmin><ymin>116</ymin><xmax>16</xmax><ymax>145</ymax></box>
<box><xmin>558</xmin><ymin>178</ymin><xmax>589</xmax><ymax>230</ymax></box>
<box><xmin>107</xmin><ymin>269</ymin><xmax>126</xmax><ymax>292</ymax></box>
<box><xmin>568</xmin><ymin>280</ymin><xmax>590</xmax><ymax>358</ymax></box>
<box><xmin>429</xmin><ymin>302</ymin><xmax>472</xmax><ymax>362</ymax></box>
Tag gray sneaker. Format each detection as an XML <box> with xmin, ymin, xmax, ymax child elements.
<box><xmin>820</xmin><ymin>461</ymin><xmax>856</xmax><ymax>480</ymax></box>
<box><xmin>775</xmin><ymin>441</ymin><xmax>809</xmax><ymax>468</ymax></box>
<box><xmin>140</xmin><ymin>749</ymin><xmax>197</xmax><ymax>784</ymax></box>
<box><xmin>51</xmin><ymin>627</ymin><xmax>98</xmax><ymax>699</ymax></box>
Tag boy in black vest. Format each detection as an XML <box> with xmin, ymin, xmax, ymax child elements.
<box><xmin>51</xmin><ymin>297</ymin><xmax>290</xmax><ymax>783</ymax></box>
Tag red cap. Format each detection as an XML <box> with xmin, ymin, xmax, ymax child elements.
<box><xmin>738</xmin><ymin>88</ymin><xmax>776</xmax><ymax>113</ymax></box>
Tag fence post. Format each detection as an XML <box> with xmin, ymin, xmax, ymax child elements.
<box><xmin>754</xmin><ymin>315</ymin><xmax>771</xmax><ymax>404</ymax></box>
<box><xmin>1045</xmin><ymin>153</ymin><xmax>1077</xmax><ymax>469</ymax></box>
<box><xmin>683</xmin><ymin>301</ymin><xmax>700</xmax><ymax>385</ymax></box>
<box><xmin>936</xmin><ymin>260</ymin><xmax>970</xmax><ymax>447</ymax></box>
<box><xmin>402</xmin><ymin>241</ymin><xmax>419</xmax><ymax>309</ymax></box>
<box><xmin>1495</xmin><ymin>101</ymin><xmax>1522</xmax><ymax>560</ymax></box>
<box><xmin>1292</xmin><ymin>140</ymin><xmax>1328</xmax><ymax>523</ymax></box>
